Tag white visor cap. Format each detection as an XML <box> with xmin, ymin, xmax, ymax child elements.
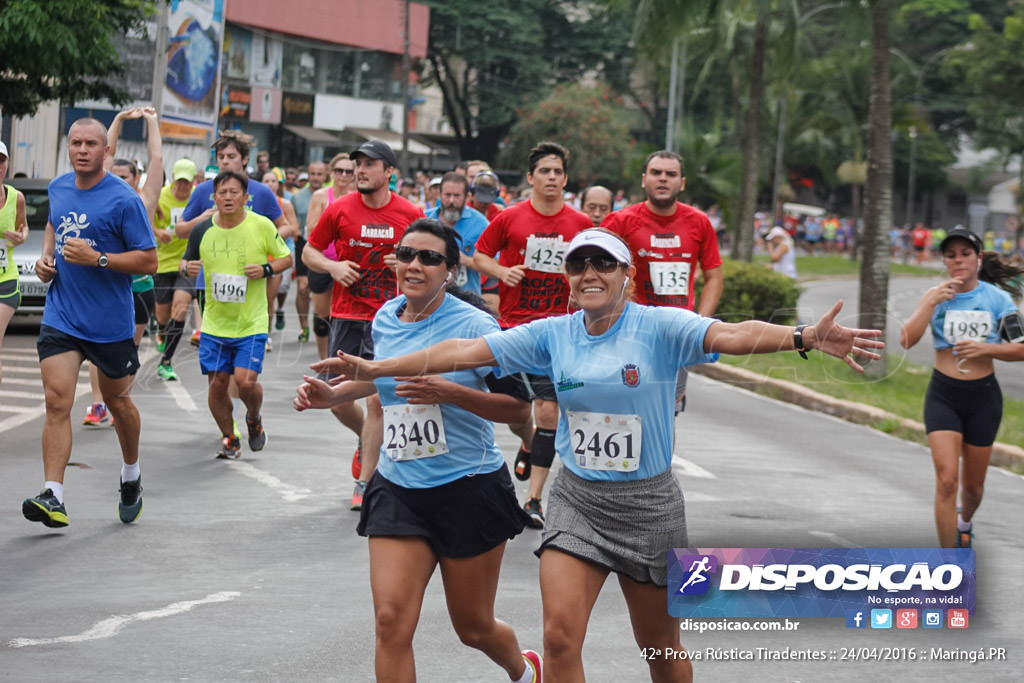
<box><xmin>564</xmin><ymin>229</ymin><xmax>632</xmax><ymax>266</ymax></box>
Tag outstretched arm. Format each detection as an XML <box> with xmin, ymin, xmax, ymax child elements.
<box><xmin>705</xmin><ymin>300</ymin><xmax>884</xmax><ymax>373</ymax></box>
<box><xmin>294</xmin><ymin>377</ymin><xmax>377</xmax><ymax>411</ymax></box>
<box><xmin>138</xmin><ymin>107</ymin><xmax>164</xmax><ymax>215</ymax></box>
<box><xmin>395</xmin><ymin>375</ymin><xmax>531</xmax><ymax>425</ymax></box>
<box><xmin>312</xmin><ymin>337</ymin><xmax>498</xmax><ymax>381</ymax></box>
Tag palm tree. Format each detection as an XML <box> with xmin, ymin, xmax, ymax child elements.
<box><xmin>859</xmin><ymin>0</ymin><xmax>893</xmax><ymax>378</ymax></box>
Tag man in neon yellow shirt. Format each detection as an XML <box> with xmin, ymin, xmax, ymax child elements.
<box><xmin>182</xmin><ymin>170</ymin><xmax>292</xmax><ymax>458</ymax></box>
<box><xmin>153</xmin><ymin>158</ymin><xmax>197</xmax><ymax>380</ymax></box>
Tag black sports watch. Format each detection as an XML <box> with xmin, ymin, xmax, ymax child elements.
<box><xmin>97</xmin><ymin>253</ymin><xmax>110</xmax><ymax>268</ymax></box>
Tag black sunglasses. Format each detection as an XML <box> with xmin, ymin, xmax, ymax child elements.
<box><xmin>333</xmin><ymin>167</ymin><xmax>354</xmax><ymax>175</ymax></box>
<box><xmin>564</xmin><ymin>254</ymin><xmax>622</xmax><ymax>275</ymax></box>
<box><xmin>395</xmin><ymin>245</ymin><xmax>447</xmax><ymax>266</ymax></box>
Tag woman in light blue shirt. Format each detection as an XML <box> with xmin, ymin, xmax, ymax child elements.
<box><xmin>322</xmin><ymin>228</ymin><xmax>883</xmax><ymax>682</ymax></box>
<box><xmin>294</xmin><ymin>219</ymin><xmax>542</xmax><ymax>683</ymax></box>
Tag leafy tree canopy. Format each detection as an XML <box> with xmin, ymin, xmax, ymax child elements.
<box><xmin>0</xmin><ymin>0</ymin><xmax>158</xmax><ymax>117</ymax></box>
<box><xmin>499</xmin><ymin>83</ymin><xmax>633</xmax><ymax>188</ymax></box>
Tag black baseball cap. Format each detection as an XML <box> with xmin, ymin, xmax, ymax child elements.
<box><xmin>939</xmin><ymin>227</ymin><xmax>983</xmax><ymax>254</ymax></box>
<box><xmin>351</xmin><ymin>140</ymin><xmax>398</xmax><ymax>168</ymax></box>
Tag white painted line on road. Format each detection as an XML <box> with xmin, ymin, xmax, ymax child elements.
<box><xmin>225</xmin><ymin>460</ymin><xmax>313</xmax><ymax>502</ymax></box>
<box><xmin>7</xmin><ymin>591</ymin><xmax>242</xmax><ymax>648</ymax></box>
<box><xmin>1</xmin><ymin>366</ymin><xmax>46</xmax><ymax>375</ymax></box>
<box><xmin>0</xmin><ymin>389</ymin><xmax>49</xmax><ymax>400</ymax></box>
<box><xmin>0</xmin><ymin>403</ymin><xmax>43</xmax><ymax>414</ymax></box>
<box><xmin>0</xmin><ymin>348</ymin><xmax>39</xmax><ymax>357</ymax></box>
<box><xmin>671</xmin><ymin>456</ymin><xmax>717</xmax><ymax>479</ymax></box>
<box><xmin>0</xmin><ymin>383</ymin><xmax>91</xmax><ymax>435</ymax></box>
<box><xmin>808</xmin><ymin>530</ymin><xmax>858</xmax><ymax>548</ymax></box>
<box><xmin>0</xmin><ymin>377</ymin><xmax>45</xmax><ymax>387</ymax></box>
<box><xmin>165</xmin><ymin>380</ymin><xmax>198</xmax><ymax>411</ymax></box>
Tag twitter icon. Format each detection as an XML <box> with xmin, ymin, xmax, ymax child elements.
<box><xmin>870</xmin><ymin>609</ymin><xmax>892</xmax><ymax>629</ymax></box>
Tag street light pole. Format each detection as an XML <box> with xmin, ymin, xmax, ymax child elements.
<box><xmin>905</xmin><ymin>125</ymin><xmax>917</xmax><ymax>225</ymax></box>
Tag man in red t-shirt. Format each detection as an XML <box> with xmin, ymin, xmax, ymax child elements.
<box><xmin>474</xmin><ymin>141</ymin><xmax>591</xmax><ymax>528</ymax></box>
<box><xmin>304</xmin><ymin>140</ymin><xmax>424</xmax><ymax>509</ymax></box>
<box><xmin>603</xmin><ymin>150</ymin><xmax>723</xmax><ymax>411</ymax></box>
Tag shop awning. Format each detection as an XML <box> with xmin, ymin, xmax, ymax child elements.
<box><xmin>282</xmin><ymin>125</ymin><xmax>342</xmax><ymax>145</ymax></box>
<box><xmin>347</xmin><ymin>127</ymin><xmax>438</xmax><ymax>156</ymax></box>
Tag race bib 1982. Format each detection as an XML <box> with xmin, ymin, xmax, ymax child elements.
<box><xmin>943</xmin><ymin>309</ymin><xmax>993</xmax><ymax>343</ymax></box>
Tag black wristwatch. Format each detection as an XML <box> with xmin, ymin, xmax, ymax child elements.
<box><xmin>794</xmin><ymin>324</ymin><xmax>809</xmax><ymax>360</ymax></box>
<box><xmin>97</xmin><ymin>253</ymin><xmax>110</xmax><ymax>268</ymax></box>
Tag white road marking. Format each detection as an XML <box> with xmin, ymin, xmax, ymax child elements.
<box><xmin>165</xmin><ymin>380</ymin><xmax>198</xmax><ymax>411</ymax></box>
<box><xmin>0</xmin><ymin>389</ymin><xmax>50</xmax><ymax>401</ymax></box>
<box><xmin>225</xmin><ymin>460</ymin><xmax>313</xmax><ymax>502</ymax></box>
<box><xmin>671</xmin><ymin>456</ymin><xmax>717</xmax><ymax>479</ymax></box>
<box><xmin>8</xmin><ymin>591</ymin><xmax>241</xmax><ymax>648</ymax></box>
<box><xmin>0</xmin><ymin>403</ymin><xmax>43</xmax><ymax>414</ymax></box>
<box><xmin>808</xmin><ymin>530</ymin><xmax>858</xmax><ymax>548</ymax></box>
<box><xmin>0</xmin><ymin>366</ymin><xmax>47</xmax><ymax>375</ymax></box>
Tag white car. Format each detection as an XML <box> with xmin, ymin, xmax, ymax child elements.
<box><xmin>10</xmin><ymin>178</ymin><xmax>50</xmax><ymax>315</ymax></box>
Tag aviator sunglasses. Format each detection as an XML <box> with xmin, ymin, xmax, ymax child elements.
<box><xmin>395</xmin><ymin>245</ymin><xmax>448</xmax><ymax>266</ymax></box>
<box><xmin>564</xmin><ymin>254</ymin><xmax>622</xmax><ymax>276</ymax></box>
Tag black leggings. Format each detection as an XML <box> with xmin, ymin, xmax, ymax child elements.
<box><xmin>923</xmin><ymin>369</ymin><xmax>1002</xmax><ymax>447</ymax></box>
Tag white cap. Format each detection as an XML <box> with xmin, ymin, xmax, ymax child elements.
<box><xmin>0</xmin><ymin>141</ymin><xmax>8</xmax><ymax>158</ymax></box>
<box><xmin>429</xmin><ymin>176</ymin><xmax>443</xmax><ymax>187</ymax></box>
<box><xmin>564</xmin><ymin>229</ymin><xmax>632</xmax><ymax>266</ymax></box>
<box><xmin>767</xmin><ymin>226</ymin><xmax>789</xmax><ymax>241</ymax></box>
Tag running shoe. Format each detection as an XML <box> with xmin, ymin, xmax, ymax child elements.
<box><xmin>83</xmin><ymin>403</ymin><xmax>112</xmax><ymax>428</ymax></box>
<box><xmin>351</xmin><ymin>448</ymin><xmax>361</xmax><ymax>479</ymax></box>
<box><xmin>265</xmin><ymin>337</ymin><xmax>273</xmax><ymax>353</ymax></box>
<box><xmin>523</xmin><ymin>498</ymin><xmax>544</xmax><ymax>529</ymax></box>
<box><xmin>217</xmin><ymin>434</ymin><xmax>242</xmax><ymax>459</ymax></box>
<box><xmin>22</xmin><ymin>489</ymin><xmax>69</xmax><ymax>528</ymax></box>
<box><xmin>521</xmin><ymin>649</ymin><xmax>543</xmax><ymax>683</ymax></box>
<box><xmin>118</xmin><ymin>477</ymin><xmax>143</xmax><ymax>524</ymax></box>
<box><xmin>956</xmin><ymin>504</ymin><xmax>973</xmax><ymax>548</ymax></box>
<box><xmin>155</xmin><ymin>333</ymin><xmax>166</xmax><ymax>353</ymax></box>
<box><xmin>246</xmin><ymin>415</ymin><xmax>267</xmax><ymax>451</ymax></box>
<box><xmin>275</xmin><ymin>309</ymin><xmax>286</xmax><ymax>330</ymax></box>
<box><xmin>351</xmin><ymin>480</ymin><xmax>367</xmax><ymax>511</ymax></box>
<box><xmin>514</xmin><ymin>447</ymin><xmax>531</xmax><ymax>481</ymax></box>
<box><xmin>156</xmin><ymin>363</ymin><xmax>178</xmax><ymax>381</ymax></box>
<box><xmin>298</xmin><ymin>327</ymin><xmax>310</xmax><ymax>343</ymax></box>
<box><xmin>190</xmin><ymin>330</ymin><xmax>201</xmax><ymax>347</ymax></box>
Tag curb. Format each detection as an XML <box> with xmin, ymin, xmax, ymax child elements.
<box><xmin>691</xmin><ymin>363</ymin><xmax>1024</xmax><ymax>469</ymax></box>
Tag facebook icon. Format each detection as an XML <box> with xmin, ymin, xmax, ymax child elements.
<box><xmin>846</xmin><ymin>610</ymin><xmax>867</xmax><ymax>629</ymax></box>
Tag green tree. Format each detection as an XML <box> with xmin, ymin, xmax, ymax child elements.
<box><xmin>0</xmin><ymin>0</ymin><xmax>158</xmax><ymax>116</ymax></box>
<box><xmin>421</xmin><ymin>0</ymin><xmax>633</xmax><ymax>162</ymax></box>
<box><xmin>499</xmin><ymin>83</ymin><xmax>633</xmax><ymax>187</ymax></box>
<box><xmin>944</xmin><ymin>5</ymin><xmax>1024</xmax><ymax>247</ymax></box>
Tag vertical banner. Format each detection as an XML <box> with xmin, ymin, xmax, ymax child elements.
<box><xmin>160</xmin><ymin>0</ymin><xmax>225</xmax><ymax>140</ymax></box>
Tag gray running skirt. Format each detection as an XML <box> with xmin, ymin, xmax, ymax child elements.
<box><xmin>537</xmin><ymin>467</ymin><xmax>687</xmax><ymax>587</ymax></box>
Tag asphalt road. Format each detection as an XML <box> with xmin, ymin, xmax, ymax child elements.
<box><xmin>1</xmin><ymin>303</ymin><xmax>1021</xmax><ymax>682</ymax></box>
<box><xmin>799</xmin><ymin>276</ymin><xmax>1024</xmax><ymax>400</ymax></box>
